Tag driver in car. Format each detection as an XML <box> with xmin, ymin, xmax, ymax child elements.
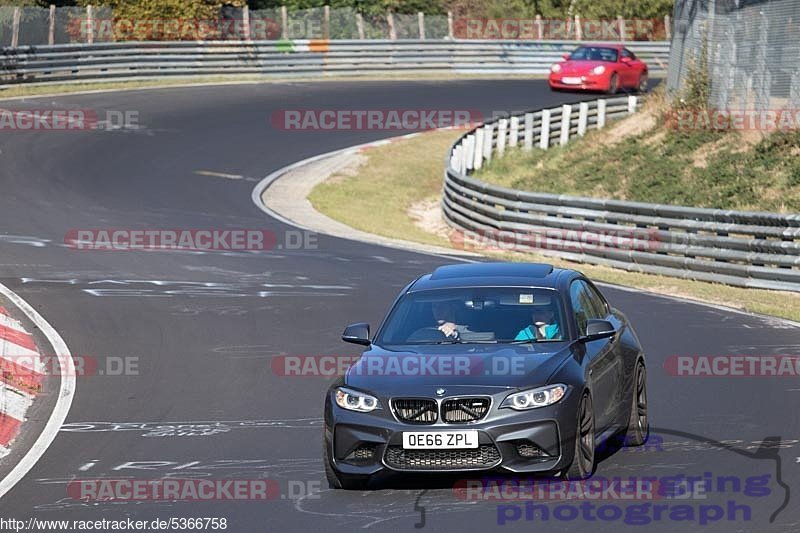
<box><xmin>431</xmin><ymin>300</ymin><xmax>468</xmax><ymax>339</ymax></box>
<box><xmin>515</xmin><ymin>306</ymin><xmax>561</xmax><ymax>341</ymax></box>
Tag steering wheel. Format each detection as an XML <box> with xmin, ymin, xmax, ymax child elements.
<box><xmin>406</xmin><ymin>327</ymin><xmax>450</xmax><ymax>343</ymax></box>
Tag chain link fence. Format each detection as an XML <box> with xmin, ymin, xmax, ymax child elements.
<box><xmin>668</xmin><ymin>0</ymin><xmax>800</xmax><ymax>111</ymax></box>
<box><xmin>0</xmin><ymin>5</ymin><xmax>451</xmax><ymax>45</ymax></box>
<box><xmin>0</xmin><ymin>6</ymin><xmax>674</xmax><ymax>46</ymax></box>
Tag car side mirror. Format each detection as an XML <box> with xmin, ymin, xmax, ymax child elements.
<box><xmin>562</xmin><ymin>53</ymin><xmax>570</xmax><ymax>60</ymax></box>
<box><xmin>342</xmin><ymin>322</ymin><xmax>371</xmax><ymax>346</ymax></box>
<box><xmin>580</xmin><ymin>319</ymin><xmax>616</xmax><ymax>342</ymax></box>
<box><xmin>621</xmin><ymin>56</ymin><xmax>632</xmax><ymax>63</ymax></box>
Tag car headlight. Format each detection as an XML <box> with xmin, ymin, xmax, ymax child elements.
<box><xmin>592</xmin><ymin>65</ymin><xmax>606</xmax><ymax>75</ymax></box>
<box><xmin>335</xmin><ymin>387</ymin><xmax>381</xmax><ymax>412</ymax></box>
<box><xmin>551</xmin><ymin>63</ymin><xmax>562</xmax><ymax>73</ymax></box>
<box><xmin>501</xmin><ymin>384</ymin><xmax>567</xmax><ymax>410</ymax></box>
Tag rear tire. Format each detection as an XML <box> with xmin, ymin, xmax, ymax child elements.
<box><xmin>637</xmin><ymin>72</ymin><xmax>648</xmax><ymax>93</ymax></box>
<box><xmin>565</xmin><ymin>393</ymin><xmax>595</xmax><ymax>480</ymax></box>
<box><xmin>624</xmin><ymin>361</ymin><xmax>649</xmax><ymax>446</ymax></box>
<box><xmin>324</xmin><ymin>437</ymin><xmax>370</xmax><ymax>490</ymax></box>
<box><xmin>607</xmin><ymin>73</ymin><xmax>619</xmax><ymax>95</ymax></box>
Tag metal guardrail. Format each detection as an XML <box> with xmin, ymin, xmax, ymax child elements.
<box><xmin>0</xmin><ymin>40</ymin><xmax>670</xmax><ymax>86</ymax></box>
<box><xmin>442</xmin><ymin>96</ymin><xmax>800</xmax><ymax>292</ymax></box>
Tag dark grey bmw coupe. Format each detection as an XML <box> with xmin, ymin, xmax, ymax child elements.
<box><xmin>324</xmin><ymin>262</ymin><xmax>648</xmax><ymax>489</ymax></box>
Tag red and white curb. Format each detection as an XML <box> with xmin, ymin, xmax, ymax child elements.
<box><xmin>0</xmin><ymin>283</ymin><xmax>74</xmax><ymax>500</ymax></box>
<box><xmin>0</xmin><ymin>306</ymin><xmax>44</xmax><ymax>458</ymax></box>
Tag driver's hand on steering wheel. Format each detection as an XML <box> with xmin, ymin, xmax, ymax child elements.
<box><xmin>437</xmin><ymin>321</ymin><xmax>459</xmax><ymax>338</ymax></box>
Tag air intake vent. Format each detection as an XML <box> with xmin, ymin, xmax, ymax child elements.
<box><xmin>442</xmin><ymin>398</ymin><xmax>490</xmax><ymax>423</ymax></box>
<box><xmin>384</xmin><ymin>445</ymin><xmax>501</xmax><ymax>470</ymax></box>
<box><xmin>392</xmin><ymin>398</ymin><xmax>438</xmax><ymax>424</ymax></box>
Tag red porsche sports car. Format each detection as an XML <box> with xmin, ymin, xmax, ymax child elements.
<box><xmin>548</xmin><ymin>44</ymin><xmax>648</xmax><ymax>94</ymax></box>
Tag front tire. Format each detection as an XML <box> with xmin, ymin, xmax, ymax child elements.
<box><xmin>606</xmin><ymin>73</ymin><xmax>619</xmax><ymax>95</ymax></box>
<box><xmin>637</xmin><ymin>72</ymin><xmax>648</xmax><ymax>93</ymax></box>
<box><xmin>565</xmin><ymin>393</ymin><xmax>595</xmax><ymax>480</ymax></box>
<box><xmin>324</xmin><ymin>438</ymin><xmax>370</xmax><ymax>490</ymax></box>
<box><xmin>624</xmin><ymin>361</ymin><xmax>649</xmax><ymax>446</ymax></box>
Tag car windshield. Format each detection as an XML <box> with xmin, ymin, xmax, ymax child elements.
<box><xmin>569</xmin><ymin>46</ymin><xmax>619</xmax><ymax>62</ymax></box>
<box><xmin>375</xmin><ymin>287</ymin><xmax>567</xmax><ymax>345</ymax></box>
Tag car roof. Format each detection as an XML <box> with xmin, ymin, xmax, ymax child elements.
<box><xmin>580</xmin><ymin>43</ymin><xmax>624</xmax><ymax>50</ymax></box>
<box><xmin>408</xmin><ymin>262</ymin><xmax>577</xmax><ymax>292</ymax></box>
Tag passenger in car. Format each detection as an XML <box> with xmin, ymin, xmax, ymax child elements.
<box><xmin>515</xmin><ymin>307</ymin><xmax>562</xmax><ymax>340</ymax></box>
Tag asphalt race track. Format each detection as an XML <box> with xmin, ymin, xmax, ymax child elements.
<box><xmin>0</xmin><ymin>79</ymin><xmax>798</xmax><ymax>532</ymax></box>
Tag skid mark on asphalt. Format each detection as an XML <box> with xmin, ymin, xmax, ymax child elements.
<box><xmin>60</xmin><ymin>418</ymin><xmax>322</xmax><ymax>437</ymax></box>
<box><xmin>32</xmin><ymin>458</ymin><xmax>323</xmax><ymax>512</ymax></box>
<box><xmin>19</xmin><ymin>278</ymin><xmax>352</xmax><ymax>298</ymax></box>
<box><xmin>294</xmin><ymin>487</ymin><xmax>480</xmax><ymax>529</ymax></box>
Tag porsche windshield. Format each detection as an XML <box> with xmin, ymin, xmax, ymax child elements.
<box><xmin>569</xmin><ymin>46</ymin><xmax>619</xmax><ymax>62</ymax></box>
<box><xmin>376</xmin><ymin>287</ymin><xmax>567</xmax><ymax>345</ymax></box>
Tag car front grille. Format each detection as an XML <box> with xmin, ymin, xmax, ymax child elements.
<box><xmin>441</xmin><ymin>398</ymin><xmax>490</xmax><ymax>423</ymax></box>
<box><xmin>384</xmin><ymin>445</ymin><xmax>501</xmax><ymax>470</ymax></box>
<box><xmin>392</xmin><ymin>398</ymin><xmax>438</xmax><ymax>424</ymax></box>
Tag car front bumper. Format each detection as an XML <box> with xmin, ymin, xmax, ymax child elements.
<box><xmin>548</xmin><ymin>73</ymin><xmax>609</xmax><ymax>91</ymax></box>
<box><xmin>324</xmin><ymin>388</ymin><xmax>581</xmax><ymax>477</ymax></box>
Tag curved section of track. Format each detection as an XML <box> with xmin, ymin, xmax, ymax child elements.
<box><xmin>0</xmin><ymin>79</ymin><xmax>797</xmax><ymax>532</ymax></box>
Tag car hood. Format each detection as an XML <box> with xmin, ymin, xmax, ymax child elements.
<box><xmin>344</xmin><ymin>343</ymin><xmax>574</xmax><ymax>395</ymax></box>
<box><xmin>559</xmin><ymin>60</ymin><xmax>609</xmax><ymax>75</ymax></box>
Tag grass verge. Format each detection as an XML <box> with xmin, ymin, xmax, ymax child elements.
<box><xmin>309</xmin><ymin>128</ymin><xmax>800</xmax><ymax>322</ymax></box>
<box><xmin>474</xmin><ymin>92</ymin><xmax>800</xmax><ymax>212</ymax></box>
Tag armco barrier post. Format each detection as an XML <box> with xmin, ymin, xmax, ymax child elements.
<box><xmin>464</xmin><ymin>135</ymin><xmax>475</xmax><ymax>171</ymax></box>
<box><xmin>447</xmin><ymin>11</ymin><xmax>453</xmax><ymax>39</ymax></box>
<box><xmin>575</xmin><ymin>16</ymin><xmax>582</xmax><ymax>40</ymax></box>
<box><xmin>540</xmin><ymin>110</ymin><xmax>551</xmax><ymax>149</ymax></box>
<box><xmin>535</xmin><ymin>15</ymin><xmax>543</xmax><ymax>40</ymax></box>
<box><xmin>473</xmin><ymin>129</ymin><xmax>484</xmax><ymax>170</ymax></box>
<box><xmin>509</xmin><ymin>116</ymin><xmax>520</xmax><ymax>147</ymax></box>
<box><xmin>281</xmin><ymin>6</ymin><xmax>288</xmax><ymax>39</ymax></box>
<box><xmin>628</xmin><ymin>95</ymin><xmax>637</xmax><ymax>113</ymax></box>
<box><xmin>452</xmin><ymin>145</ymin><xmax>461</xmax><ymax>173</ymax></box>
<box><xmin>48</xmin><ymin>5</ymin><xmax>55</xmax><ymax>45</ymax></box>
<box><xmin>243</xmin><ymin>6</ymin><xmax>252</xmax><ymax>40</ymax></box>
<box><xmin>324</xmin><ymin>6</ymin><xmax>331</xmax><ymax>39</ymax></box>
<box><xmin>11</xmin><ymin>7</ymin><xmax>20</xmax><ymax>48</ymax></box>
<box><xmin>523</xmin><ymin>113</ymin><xmax>534</xmax><ymax>150</ymax></box>
<box><xmin>418</xmin><ymin>12</ymin><xmax>425</xmax><ymax>39</ymax></box>
<box><xmin>559</xmin><ymin>105</ymin><xmax>571</xmax><ymax>146</ymax></box>
<box><xmin>618</xmin><ymin>15</ymin><xmax>626</xmax><ymax>41</ymax></box>
<box><xmin>387</xmin><ymin>12</ymin><xmax>396</xmax><ymax>40</ymax></box>
<box><xmin>356</xmin><ymin>13</ymin><xmax>365</xmax><ymax>39</ymax></box>
<box><xmin>597</xmin><ymin>100</ymin><xmax>607</xmax><ymax>129</ymax></box>
<box><xmin>483</xmin><ymin>124</ymin><xmax>493</xmax><ymax>162</ymax></box>
<box><xmin>577</xmin><ymin>102</ymin><xmax>589</xmax><ymax>136</ymax></box>
<box><xmin>87</xmin><ymin>5</ymin><xmax>94</xmax><ymax>44</ymax></box>
<box><xmin>497</xmin><ymin>119</ymin><xmax>508</xmax><ymax>155</ymax></box>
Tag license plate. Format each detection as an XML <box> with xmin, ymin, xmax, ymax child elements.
<box><xmin>561</xmin><ymin>77</ymin><xmax>581</xmax><ymax>85</ymax></box>
<box><xmin>402</xmin><ymin>430</ymin><xmax>479</xmax><ymax>449</ymax></box>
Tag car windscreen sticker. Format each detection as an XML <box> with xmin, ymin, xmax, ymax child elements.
<box><xmin>519</xmin><ymin>294</ymin><xmax>534</xmax><ymax>304</ymax></box>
